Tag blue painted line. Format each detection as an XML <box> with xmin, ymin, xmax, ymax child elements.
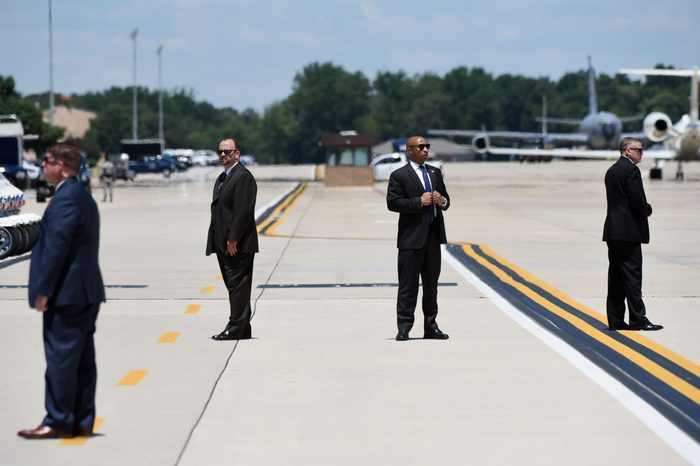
<box><xmin>446</xmin><ymin>243</ymin><xmax>700</xmax><ymax>442</ymax></box>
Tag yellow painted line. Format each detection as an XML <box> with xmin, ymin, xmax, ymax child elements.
<box><xmin>157</xmin><ymin>331</ymin><xmax>181</xmax><ymax>343</ymax></box>
<box><xmin>460</xmin><ymin>243</ymin><xmax>700</xmax><ymax>404</ymax></box>
<box><xmin>216</xmin><ymin>274</ymin><xmax>223</xmax><ymax>280</ymax></box>
<box><xmin>200</xmin><ymin>286</ymin><xmax>215</xmax><ymax>294</ymax></box>
<box><xmin>256</xmin><ymin>184</ymin><xmax>304</xmax><ymax>233</ymax></box>
<box><xmin>476</xmin><ymin>243</ymin><xmax>700</xmax><ymax>377</ymax></box>
<box><xmin>184</xmin><ymin>304</ymin><xmax>201</xmax><ymax>314</ymax></box>
<box><xmin>117</xmin><ymin>369</ymin><xmax>149</xmax><ymax>386</ymax></box>
<box><xmin>58</xmin><ymin>417</ymin><xmax>105</xmax><ymax>446</ymax></box>
<box><xmin>257</xmin><ymin>183</ymin><xmax>307</xmax><ymax>234</ymax></box>
<box><xmin>264</xmin><ymin>184</ymin><xmax>308</xmax><ymax>236</ymax></box>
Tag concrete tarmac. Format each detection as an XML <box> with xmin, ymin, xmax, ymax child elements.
<box><xmin>1</xmin><ymin>161</ymin><xmax>699</xmax><ymax>465</ymax></box>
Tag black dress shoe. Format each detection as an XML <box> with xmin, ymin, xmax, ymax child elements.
<box><xmin>212</xmin><ymin>328</ymin><xmax>251</xmax><ymax>340</ymax></box>
<box><xmin>630</xmin><ymin>322</ymin><xmax>663</xmax><ymax>331</ymax></box>
<box><xmin>18</xmin><ymin>425</ymin><xmax>72</xmax><ymax>439</ymax></box>
<box><xmin>396</xmin><ymin>330</ymin><xmax>409</xmax><ymax>341</ymax></box>
<box><xmin>424</xmin><ymin>329</ymin><xmax>449</xmax><ymax>340</ymax></box>
<box><xmin>74</xmin><ymin>427</ymin><xmax>93</xmax><ymax>437</ymax></box>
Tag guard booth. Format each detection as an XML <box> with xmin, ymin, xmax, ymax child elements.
<box><xmin>322</xmin><ymin>131</ymin><xmax>373</xmax><ymax>186</ymax></box>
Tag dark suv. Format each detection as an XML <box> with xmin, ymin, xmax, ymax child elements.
<box><xmin>37</xmin><ymin>153</ymin><xmax>92</xmax><ymax>202</ymax></box>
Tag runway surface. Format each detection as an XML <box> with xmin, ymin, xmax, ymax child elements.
<box><xmin>1</xmin><ymin>161</ymin><xmax>699</xmax><ymax>465</ymax></box>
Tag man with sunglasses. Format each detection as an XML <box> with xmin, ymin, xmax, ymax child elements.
<box><xmin>603</xmin><ymin>137</ymin><xmax>662</xmax><ymax>331</ymax></box>
<box><xmin>206</xmin><ymin>138</ymin><xmax>258</xmax><ymax>340</ymax></box>
<box><xmin>19</xmin><ymin>143</ymin><xmax>105</xmax><ymax>439</ymax></box>
<box><xmin>387</xmin><ymin>136</ymin><xmax>450</xmax><ymax>341</ymax></box>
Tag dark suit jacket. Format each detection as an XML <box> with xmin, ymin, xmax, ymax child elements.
<box><xmin>28</xmin><ymin>177</ymin><xmax>105</xmax><ymax>308</ymax></box>
<box><xmin>603</xmin><ymin>156</ymin><xmax>652</xmax><ymax>244</ymax></box>
<box><xmin>206</xmin><ymin>163</ymin><xmax>259</xmax><ymax>256</ymax></box>
<box><xmin>387</xmin><ymin>162</ymin><xmax>450</xmax><ymax>249</ymax></box>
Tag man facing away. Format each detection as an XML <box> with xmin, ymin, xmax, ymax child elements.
<box><xmin>19</xmin><ymin>143</ymin><xmax>105</xmax><ymax>439</ymax></box>
<box><xmin>387</xmin><ymin>135</ymin><xmax>450</xmax><ymax>341</ymax></box>
<box><xmin>603</xmin><ymin>137</ymin><xmax>662</xmax><ymax>331</ymax></box>
<box><xmin>206</xmin><ymin>138</ymin><xmax>259</xmax><ymax>340</ymax></box>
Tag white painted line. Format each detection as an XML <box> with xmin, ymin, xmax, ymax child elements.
<box><xmin>443</xmin><ymin>245</ymin><xmax>700</xmax><ymax>464</ymax></box>
<box><xmin>255</xmin><ymin>182</ymin><xmax>300</xmax><ymax>220</ymax></box>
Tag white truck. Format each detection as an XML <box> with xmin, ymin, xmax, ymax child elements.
<box><xmin>0</xmin><ymin>115</ymin><xmax>40</xmax><ymax>259</ymax></box>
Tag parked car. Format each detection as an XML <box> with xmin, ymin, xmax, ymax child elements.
<box><xmin>107</xmin><ymin>153</ymin><xmax>135</xmax><ymax>181</ymax></box>
<box><xmin>370</xmin><ymin>152</ymin><xmax>444</xmax><ymax>181</ymax></box>
<box><xmin>192</xmin><ymin>150</ymin><xmax>219</xmax><ymax>166</ymax></box>
<box><xmin>129</xmin><ymin>155</ymin><xmax>174</xmax><ymax>175</ymax></box>
<box><xmin>36</xmin><ymin>153</ymin><xmax>92</xmax><ymax>202</ymax></box>
<box><xmin>162</xmin><ymin>154</ymin><xmax>188</xmax><ymax>171</ymax></box>
<box><xmin>23</xmin><ymin>159</ymin><xmax>41</xmax><ymax>188</ymax></box>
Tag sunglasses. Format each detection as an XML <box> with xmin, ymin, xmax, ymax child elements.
<box><xmin>43</xmin><ymin>157</ymin><xmax>62</xmax><ymax>165</ymax></box>
<box><xmin>217</xmin><ymin>149</ymin><xmax>237</xmax><ymax>156</ymax></box>
<box><xmin>627</xmin><ymin>147</ymin><xmax>643</xmax><ymax>154</ymax></box>
<box><xmin>408</xmin><ymin>143</ymin><xmax>431</xmax><ymax>150</ymax></box>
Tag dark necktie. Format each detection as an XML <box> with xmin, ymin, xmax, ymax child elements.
<box><xmin>216</xmin><ymin>171</ymin><xmax>227</xmax><ymax>192</ymax></box>
<box><xmin>420</xmin><ymin>165</ymin><xmax>435</xmax><ymax>222</ymax></box>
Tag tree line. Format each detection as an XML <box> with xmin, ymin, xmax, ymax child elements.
<box><xmin>2</xmin><ymin>62</ymin><xmax>690</xmax><ymax>164</ymax></box>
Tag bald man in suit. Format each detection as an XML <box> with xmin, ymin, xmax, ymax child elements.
<box><xmin>206</xmin><ymin>138</ymin><xmax>259</xmax><ymax>340</ymax></box>
<box><xmin>603</xmin><ymin>137</ymin><xmax>662</xmax><ymax>331</ymax></box>
<box><xmin>387</xmin><ymin>135</ymin><xmax>450</xmax><ymax>341</ymax></box>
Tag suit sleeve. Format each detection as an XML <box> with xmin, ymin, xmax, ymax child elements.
<box><xmin>626</xmin><ymin>167</ymin><xmax>652</xmax><ymax>217</ymax></box>
<box><xmin>436</xmin><ymin>170</ymin><xmax>450</xmax><ymax>211</ymax></box>
<box><xmin>387</xmin><ymin>170</ymin><xmax>422</xmax><ymax>213</ymax></box>
<box><xmin>227</xmin><ymin>171</ymin><xmax>257</xmax><ymax>241</ymax></box>
<box><xmin>35</xmin><ymin>194</ymin><xmax>80</xmax><ymax>298</ymax></box>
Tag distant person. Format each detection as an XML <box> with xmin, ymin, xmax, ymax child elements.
<box><xmin>206</xmin><ymin>138</ymin><xmax>258</xmax><ymax>340</ymax></box>
<box><xmin>18</xmin><ymin>143</ymin><xmax>105</xmax><ymax>439</ymax></box>
<box><xmin>100</xmin><ymin>157</ymin><xmax>116</xmax><ymax>202</ymax></box>
<box><xmin>603</xmin><ymin>137</ymin><xmax>662</xmax><ymax>331</ymax></box>
<box><xmin>387</xmin><ymin>136</ymin><xmax>450</xmax><ymax>341</ymax></box>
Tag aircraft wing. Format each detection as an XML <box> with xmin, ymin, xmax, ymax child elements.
<box><xmin>428</xmin><ymin>129</ymin><xmax>588</xmax><ymax>144</ymax></box>
<box><xmin>481</xmin><ymin>144</ymin><xmax>676</xmax><ymax>161</ymax></box>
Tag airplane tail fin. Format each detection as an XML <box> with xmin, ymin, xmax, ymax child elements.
<box><xmin>588</xmin><ymin>56</ymin><xmax>598</xmax><ymax>115</ymax></box>
<box><xmin>619</xmin><ymin>67</ymin><xmax>699</xmax><ymax>124</ymax></box>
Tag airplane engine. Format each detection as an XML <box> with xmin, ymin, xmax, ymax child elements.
<box><xmin>643</xmin><ymin>112</ymin><xmax>673</xmax><ymax>142</ymax></box>
<box><xmin>472</xmin><ymin>133</ymin><xmax>489</xmax><ymax>154</ymax></box>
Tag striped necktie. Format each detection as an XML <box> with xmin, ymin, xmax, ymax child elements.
<box><xmin>419</xmin><ymin>165</ymin><xmax>435</xmax><ymax>222</ymax></box>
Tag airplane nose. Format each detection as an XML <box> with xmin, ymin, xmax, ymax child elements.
<box><xmin>601</xmin><ymin>124</ymin><xmax>615</xmax><ymax>139</ymax></box>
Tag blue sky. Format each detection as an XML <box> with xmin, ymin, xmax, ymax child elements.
<box><xmin>3</xmin><ymin>0</ymin><xmax>699</xmax><ymax>112</ymax></box>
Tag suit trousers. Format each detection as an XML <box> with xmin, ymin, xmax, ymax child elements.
<box><xmin>217</xmin><ymin>252</ymin><xmax>254</xmax><ymax>338</ymax></box>
<box><xmin>396</xmin><ymin>223</ymin><xmax>442</xmax><ymax>333</ymax></box>
<box><xmin>42</xmin><ymin>302</ymin><xmax>100</xmax><ymax>433</ymax></box>
<box><xmin>606</xmin><ymin>240</ymin><xmax>647</xmax><ymax>327</ymax></box>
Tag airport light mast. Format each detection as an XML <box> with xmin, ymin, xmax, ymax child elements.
<box><xmin>131</xmin><ymin>28</ymin><xmax>138</xmax><ymax>141</ymax></box>
<box><xmin>157</xmin><ymin>45</ymin><xmax>164</xmax><ymax>153</ymax></box>
<box><xmin>48</xmin><ymin>0</ymin><xmax>55</xmax><ymax>125</ymax></box>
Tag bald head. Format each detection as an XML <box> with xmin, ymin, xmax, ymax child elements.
<box><xmin>406</xmin><ymin>135</ymin><xmax>429</xmax><ymax>165</ymax></box>
<box><xmin>218</xmin><ymin>138</ymin><xmax>240</xmax><ymax>168</ymax></box>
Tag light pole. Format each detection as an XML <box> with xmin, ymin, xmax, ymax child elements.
<box><xmin>156</xmin><ymin>45</ymin><xmax>164</xmax><ymax>153</ymax></box>
<box><xmin>131</xmin><ymin>28</ymin><xmax>138</xmax><ymax>141</ymax></box>
<box><xmin>48</xmin><ymin>0</ymin><xmax>55</xmax><ymax>125</ymax></box>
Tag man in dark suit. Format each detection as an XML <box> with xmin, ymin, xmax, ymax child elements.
<box><xmin>603</xmin><ymin>137</ymin><xmax>662</xmax><ymax>331</ymax></box>
<box><xmin>19</xmin><ymin>143</ymin><xmax>105</xmax><ymax>439</ymax></box>
<box><xmin>387</xmin><ymin>136</ymin><xmax>450</xmax><ymax>341</ymax></box>
<box><xmin>206</xmin><ymin>138</ymin><xmax>258</xmax><ymax>340</ymax></box>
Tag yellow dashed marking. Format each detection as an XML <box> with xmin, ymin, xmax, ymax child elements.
<box><xmin>117</xmin><ymin>370</ymin><xmax>149</xmax><ymax>386</ymax></box>
<box><xmin>184</xmin><ymin>304</ymin><xmax>201</xmax><ymax>314</ymax></box>
<box><xmin>59</xmin><ymin>417</ymin><xmax>105</xmax><ymax>446</ymax></box>
<box><xmin>157</xmin><ymin>332</ymin><xmax>181</xmax><ymax>343</ymax></box>
<box><xmin>200</xmin><ymin>286</ymin><xmax>215</xmax><ymax>294</ymax></box>
<box><xmin>216</xmin><ymin>274</ymin><xmax>223</xmax><ymax>280</ymax></box>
